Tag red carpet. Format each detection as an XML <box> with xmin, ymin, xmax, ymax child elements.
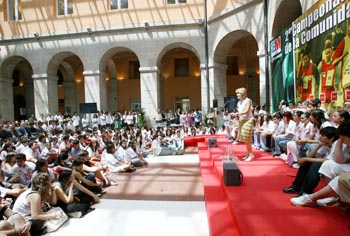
<box><xmin>199</xmin><ymin>136</ymin><xmax>350</xmax><ymax>236</ymax></box>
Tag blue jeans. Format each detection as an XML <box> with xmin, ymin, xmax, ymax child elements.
<box><xmin>274</xmin><ymin>135</ymin><xmax>293</xmax><ymax>154</ymax></box>
<box><xmin>259</xmin><ymin>133</ymin><xmax>270</xmax><ymax>150</ymax></box>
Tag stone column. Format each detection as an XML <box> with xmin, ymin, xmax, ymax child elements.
<box><xmin>0</xmin><ymin>76</ymin><xmax>14</xmax><ymax>121</ymax></box>
<box><xmin>200</xmin><ymin>64</ymin><xmax>210</xmax><ymax>114</ymax></box>
<box><xmin>32</xmin><ymin>74</ymin><xmax>58</xmax><ymax>117</ymax></box>
<box><xmin>210</xmin><ymin>62</ymin><xmax>228</xmax><ymax>111</ymax></box>
<box><xmin>200</xmin><ymin>63</ymin><xmax>227</xmax><ymax>114</ymax></box>
<box><xmin>25</xmin><ymin>75</ymin><xmax>35</xmax><ymax>118</ymax></box>
<box><xmin>63</xmin><ymin>80</ymin><xmax>77</xmax><ymax>113</ymax></box>
<box><xmin>108</xmin><ymin>78</ymin><xmax>118</xmax><ymax>112</ymax></box>
<box><xmin>139</xmin><ymin>66</ymin><xmax>160</xmax><ymax>126</ymax></box>
<box><xmin>257</xmin><ymin>49</ymin><xmax>267</xmax><ymax>107</ymax></box>
<box><xmin>83</xmin><ymin>70</ymin><xmax>107</xmax><ymax>112</ymax></box>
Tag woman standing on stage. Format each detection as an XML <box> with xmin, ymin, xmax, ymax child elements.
<box><xmin>232</xmin><ymin>87</ymin><xmax>255</xmax><ymax>161</ymax></box>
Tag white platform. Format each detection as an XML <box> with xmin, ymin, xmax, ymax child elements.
<box><xmin>46</xmin><ymin>154</ymin><xmax>209</xmax><ymax>236</ymax></box>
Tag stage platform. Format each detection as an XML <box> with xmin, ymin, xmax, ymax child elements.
<box><xmin>197</xmin><ymin>135</ymin><xmax>349</xmax><ymax>236</ymax></box>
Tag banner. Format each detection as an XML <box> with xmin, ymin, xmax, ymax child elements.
<box><xmin>270</xmin><ymin>27</ymin><xmax>295</xmax><ymax>113</ymax></box>
<box><xmin>271</xmin><ymin>0</ymin><xmax>350</xmax><ymax>115</ymax></box>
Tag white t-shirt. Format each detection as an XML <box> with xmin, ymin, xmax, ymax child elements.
<box><xmin>237</xmin><ymin>98</ymin><xmax>253</xmax><ymax>121</ymax></box>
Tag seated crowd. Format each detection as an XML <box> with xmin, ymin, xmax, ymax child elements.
<box><xmin>221</xmin><ymin>98</ymin><xmax>350</xmax><ymax>212</ymax></box>
<box><xmin>0</xmin><ymin>108</ymin><xmax>223</xmax><ymax>235</ymax></box>
<box><xmin>0</xmin><ymin>100</ymin><xmax>349</xmax><ymax>234</ymax></box>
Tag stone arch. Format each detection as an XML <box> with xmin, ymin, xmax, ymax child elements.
<box><xmin>214</xmin><ymin>30</ymin><xmax>260</xmax><ymax>106</ymax></box>
<box><xmin>157</xmin><ymin>42</ymin><xmax>200</xmax><ymax>67</ymax></box>
<box><xmin>157</xmin><ymin>42</ymin><xmax>201</xmax><ymax>112</ymax></box>
<box><xmin>0</xmin><ymin>56</ymin><xmax>34</xmax><ymax>121</ymax></box>
<box><xmin>100</xmin><ymin>47</ymin><xmax>141</xmax><ymax>112</ymax></box>
<box><xmin>47</xmin><ymin>51</ymin><xmax>85</xmax><ymax>114</ymax></box>
<box><xmin>271</xmin><ymin>0</ymin><xmax>302</xmax><ymax>38</ymax></box>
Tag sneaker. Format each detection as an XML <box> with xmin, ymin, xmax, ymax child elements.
<box><xmin>292</xmin><ymin>163</ymin><xmax>300</xmax><ymax>169</ymax></box>
<box><xmin>280</xmin><ymin>153</ymin><xmax>287</xmax><ymax>161</ymax></box>
<box><xmin>68</xmin><ymin>211</ymin><xmax>83</xmax><ymax>218</ymax></box>
<box><xmin>84</xmin><ymin>207</ymin><xmax>95</xmax><ymax>215</ymax></box>
<box><xmin>287</xmin><ymin>153</ymin><xmax>294</xmax><ymax>167</ymax></box>
<box><xmin>177</xmin><ymin>148</ymin><xmax>185</xmax><ymax>155</ymax></box>
<box><xmin>316</xmin><ymin>197</ymin><xmax>339</xmax><ymax>207</ymax></box>
<box><xmin>232</xmin><ymin>141</ymin><xmax>239</xmax><ymax>145</ymax></box>
<box><xmin>290</xmin><ymin>194</ymin><xmax>316</xmax><ymax>207</ymax></box>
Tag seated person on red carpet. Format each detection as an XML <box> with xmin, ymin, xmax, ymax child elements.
<box><xmin>283</xmin><ymin>126</ymin><xmax>338</xmax><ymax>195</ymax></box>
<box><xmin>8</xmin><ymin>153</ymin><xmax>35</xmax><ymax>187</ymax></box>
<box><xmin>272</xmin><ymin>111</ymin><xmax>296</xmax><ymax>157</ymax></box>
<box><xmin>151</xmin><ymin>134</ymin><xmax>184</xmax><ymax>156</ymax></box>
<box><xmin>125</xmin><ymin>141</ymin><xmax>148</xmax><ymax>167</ymax></box>
<box><xmin>117</xmin><ymin>139</ymin><xmax>140</xmax><ymax>168</ymax></box>
<box><xmin>77</xmin><ymin>151</ymin><xmax>110</xmax><ymax>187</ymax></box>
<box><xmin>30</xmin><ymin>159</ymin><xmax>57</xmax><ymax>184</ymax></box>
<box><xmin>259</xmin><ymin>113</ymin><xmax>281</xmax><ymax>152</ymax></box>
<box><xmin>54</xmin><ymin>169</ymin><xmax>98</xmax><ymax>218</ymax></box>
<box><xmin>22</xmin><ymin>140</ymin><xmax>42</xmax><ymax>163</ymax></box>
<box><xmin>71</xmin><ymin>157</ymin><xmax>105</xmax><ymax>195</ymax></box>
<box><xmin>40</xmin><ymin>142</ymin><xmax>59</xmax><ymax>164</ymax></box>
<box><xmin>285</xmin><ymin>111</ymin><xmax>313</xmax><ymax>168</ymax></box>
<box><xmin>0</xmin><ymin>169</ymin><xmax>27</xmax><ymax>202</ymax></box>
<box><xmin>0</xmin><ymin>197</ymin><xmax>31</xmax><ymax>236</ymax></box>
<box><xmin>171</xmin><ymin>129</ymin><xmax>185</xmax><ymax>150</ymax></box>
<box><xmin>317</xmin><ymin>121</ymin><xmax>350</xmax><ymax>187</ymax></box>
<box><xmin>290</xmin><ymin>171</ymin><xmax>350</xmax><ymax>208</ymax></box>
<box><xmin>102</xmin><ymin>143</ymin><xmax>134</xmax><ymax>173</ymax></box>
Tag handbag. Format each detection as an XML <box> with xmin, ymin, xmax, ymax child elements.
<box><xmin>43</xmin><ymin>206</ymin><xmax>68</xmax><ymax>232</ymax></box>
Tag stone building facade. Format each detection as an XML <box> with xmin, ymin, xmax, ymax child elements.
<box><xmin>0</xmin><ymin>0</ymin><xmax>317</xmax><ymax>121</ymax></box>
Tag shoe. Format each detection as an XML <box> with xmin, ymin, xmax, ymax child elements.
<box><xmin>84</xmin><ymin>207</ymin><xmax>95</xmax><ymax>215</ymax></box>
<box><xmin>316</xmin><ymin>197</ymin><xmax>339</xmax><ymax>207</ymax></box>
<box><xmin>292</xmin><ymin>163</ymin><xmax>300</xmax><ymax>169</ymax></box>
<box><xmin>68</xmin><ymin>211</ymin><xmax>83</xmax><ymax>218</ymax></box>
<box><xmin>283</xmin><ymin>186</ymin><xmax>299</xmax><ymax>194</ymax></box>
<box><xmin>287</xmin><ymin>153</ymin><xmax>294</xmax><ymax>167</ymax></box>
<box><xmin>177</xmin><ymin>148</ymin><xmax>185</xmax><ymax>155</ymax></box>
<box><xmin>244</xmin><ymin>154</ymin><xmax>255</xmax><ymax>162</ymax></box>
<box><xmin>280</xmin><ymin>153</ymin><xmax>287</xmax><ymax>161</ymax></box>
<box><xmin>262</xmin><ymin>148</ymin><xmax>271</xmax><ymax>152</ymax></box>
<box><xmin>272</xmin><ymin>152</ymin><xmax>281</xmax><ymax>157</ymax></box>
<box><xmin>126</xmin><ymin>167</ymin><xmax>136</xmax><ymax>173</ymax></box>
<box><xmin>232</xmin><ymin>141</ymin><xmax>239</xmax><ymax>145</ymax></box>
<box><xmin>290</xmin><ymin>194</ymin><xmax>316</xmax><ymax>207</ymax></box>
<box><xmin>100</xmin><ymin>188</ymin><xmax>107</xmax><ymax>194</ymax></box>
<box><xmin>242</xmin><ymin>154</ymin><xmax>249</xmax><ymax>160</ymax></box>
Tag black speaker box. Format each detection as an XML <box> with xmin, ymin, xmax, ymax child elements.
<box><xmin>223</xmin><ymin>161</ymin><xmax>243</xmax><ymax>186</ymax></box>
<box><xmin>208</xmin><ymin>137</ymin><xmax>217</xmax><ymax>148</ymax></box>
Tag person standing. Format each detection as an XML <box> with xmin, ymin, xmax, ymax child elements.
<box><xmin>231</xmin><ymin>87</ymin><xmax>255</xmax><ymax>161</ymax></box>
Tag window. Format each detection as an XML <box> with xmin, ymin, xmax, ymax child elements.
<box><xmin>174</xmin><ymin>58</ymin><xmax>189</xmax><ymax>77</ymax></box>
<box><xmin>57</xmin><ymin>0</ymin><xmax>73</xmax><ymax>16</ymax></box>
<box><xmin>110</xmin><ymin>0</ymin><xmax>128</xmax><ymax>10</ymax></box>
<box><xmin>129</xmin><ymin>61</ymin><xmax>140</xmax><ymax>80</ymax></box>
<box><xmin>167</xmin><ymin>0</ymin><xmax>186</xmax><ymax>4</ymax></box>
<box><xmin>131</xmin><ymin>100</ymin><xmax>141</xmax><ymax>112</ymax></box>
<box><xmin>7</xmin><ymin>0</ymin><xmax>22</xmax><ymax>21</ymax></box>
<box><xmin>227</xmin><ymin>56</ymin><xmax>239</xmax><ymax>75</ymax></box>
